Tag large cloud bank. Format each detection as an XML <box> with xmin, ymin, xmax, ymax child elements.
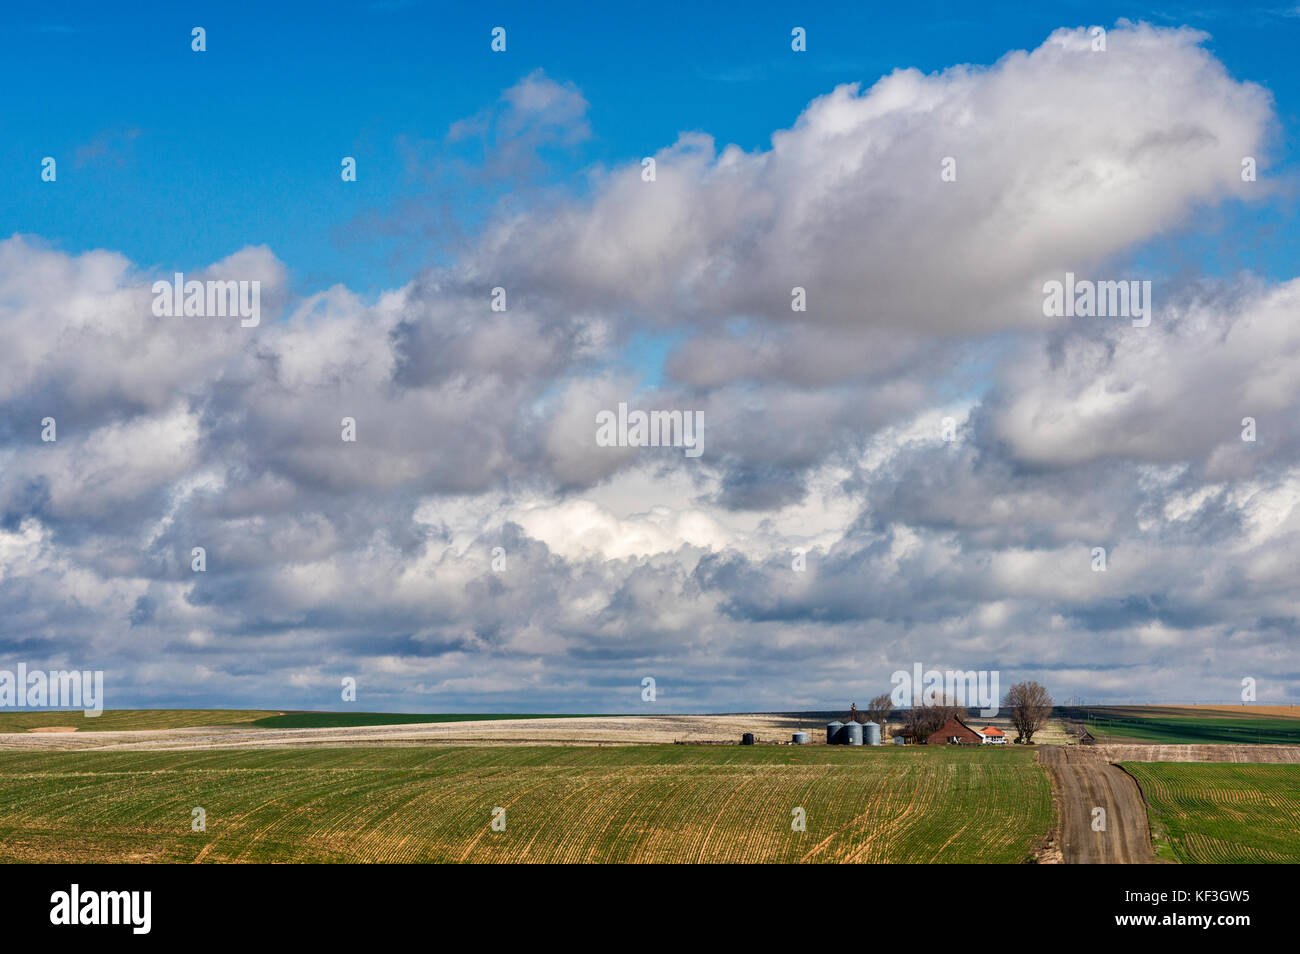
<box><xmin>1</xmin><ymin>24</ymin><xmax>1295</xmax><ymax>710</ymax></box>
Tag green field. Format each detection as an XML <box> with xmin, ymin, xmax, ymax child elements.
<box><xmin>0</xmin><ymin>746</ymin><xmax>1053</xmax><ymax>864</ymax></box>
<box><xmin>0</xmin><ymin>710</ymin><xmax>602</xmax><ymax>733</ymax></box>
<box><xmin>1122</xmin><ymin>762</ymin><xmax>1300</xmax><ymax>863</ymax></box>
<box><xmin>1081</xmin><ymin>707</ymin><xmax>1300</xmax><ymax>745</ymax></box>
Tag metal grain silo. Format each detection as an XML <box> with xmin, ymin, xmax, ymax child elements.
<box><xmin>826</xmin><ymin>721</ymin><xmax>844</xmax><ymax>745</ymax></box>
<box><xmin>792</xmin><ymin>731</ymin><xmax>810</xmax><ymax>745</ymax></box>
<box><xmin>741</xmin><ymin>732</ymin><xmax>755</xmax><ymax>745</ymax></box>
<box><xmin>843</xmin><ymin>721</ymin><xmax>863</xmax><ymax>746</ymax></box>
<box><xmin>863</xmin><ymin>721</ymin><xmax>881</xmax><ymax>745</ymax></box>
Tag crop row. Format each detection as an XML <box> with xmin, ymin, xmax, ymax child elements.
<box><xmin>1122</xmin><ymin>762</ymin><xmax>1300</xmax><ymax>863</ymax></box>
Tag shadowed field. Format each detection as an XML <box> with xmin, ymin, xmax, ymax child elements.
<box><xmin>0</xmin><ymin>745</ymin><xmax>1052</xmax><ymax>864</ymax></box>
<box><xmin>1078</xmin><ymin>706</ymin><xmax>1300</xmax><ymax>745</ymax></box>
<box><xmin>0</xmin><ymin>710</ymin><xmax>274</xmax><ymax>733</ymax></box>
<box><xmin>0</xmin><ymin>710</ymin><xmax>605</xmax><ymax>734</ymax></box>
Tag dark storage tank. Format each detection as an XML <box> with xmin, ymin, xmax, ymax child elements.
<box><xmin>843</xmin><ymin>721</ymin><xmax>863</xmax><ymax>746</ymax></box>
<box><xmin>826</xmin><ymin>721</ymin><xmax>844</xmax><ymax>745</ymax></box>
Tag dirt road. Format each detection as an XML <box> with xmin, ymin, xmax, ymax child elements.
<box><xmin>1038</xmin><ymin>746</ymin><xmax>1156</xmax><ymax>864</ymax></box>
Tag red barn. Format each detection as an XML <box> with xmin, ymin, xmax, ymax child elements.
<box><xmin>926</xmin><ymin>715</ymin><xmax>984</xmax><ymax>745</ymax></box>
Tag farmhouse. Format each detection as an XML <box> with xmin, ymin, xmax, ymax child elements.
<box><xmin>926</xmin><ymin>715</ymin><xmax>984</xmax><ymax>745</ymax></box>
<box><xmin>978</xmin><ymin>726</ymin><xmax>1008</xmax><ymax>745</ymax></box>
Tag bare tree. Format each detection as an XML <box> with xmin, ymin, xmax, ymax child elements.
<box><xmin>901</xmin><ymin>704</ymin><xmax>926</xmax><ymax>742</ymax></box>
<box><xmin>902</xmin><ymin>695</ymin><xmax>964</xmax><ymax>743</ymax></box>
<box><xmin>1004</xmin><ymin>681</ymin><xmax>1053</xmax><ymax>743</ymax></box>
<box><xmin>866</xmin><ymin>693</ymin><xmax>893</xmax><ymax>733</ymax></box>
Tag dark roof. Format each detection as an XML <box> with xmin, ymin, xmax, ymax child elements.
<box><xmin>927</xmin><ymin>715</ymin><xmax>982</xmax><ymax>739</ymax></box>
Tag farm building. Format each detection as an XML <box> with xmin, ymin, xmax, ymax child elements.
<box><xmin>978</xmin><ymin>726</ymin><xmax>1007</xmax><ymax>745</ymax></box>
<box><xmin>926</xmin><ymin>715</ymin><xmax>984</xmax><ymax>745</ymax></box>
<box><xmin>825</xmin><ymin>704</ymin><xmax>885</xmax><ymax>744</ymax></box>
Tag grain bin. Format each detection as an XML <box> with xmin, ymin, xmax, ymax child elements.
<box><xmin>826</xmin><ymin>721</ymin><xmax>844</xmax><ymax>745</ymax></box>
<box><xmin>843</xmin><ymin>721</ymin><xmax>863</xmax><ymax>746</ymax></box>
<box><xmin>792</xmin><ymin>731</ymin><xmax>810</xmax><ymax>745</ymax></box>
<box><xmin>863</xmin><ymin>721</ymin><xmax>881</xmax><ymax>746</ymax></box>
<box><xmin>741</xmin><ymin>732</ymin><xmax>755</xmax><ymax>745</ymax></box>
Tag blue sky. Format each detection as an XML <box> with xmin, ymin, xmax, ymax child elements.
<box><xmin>4</xmin><ymin>1</ymin><xmax>1298</xmax><ymax>297</ymax></box>
<box><xmin>1</xmin><ymin>5</ymin><xmax>1299</xmax><ymax>712</ymax></box>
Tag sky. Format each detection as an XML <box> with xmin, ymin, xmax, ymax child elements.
<box><xmin>1</xmin><ymin>2</ymin><xmax>1299</xmax><ymax>712</ymax></box>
